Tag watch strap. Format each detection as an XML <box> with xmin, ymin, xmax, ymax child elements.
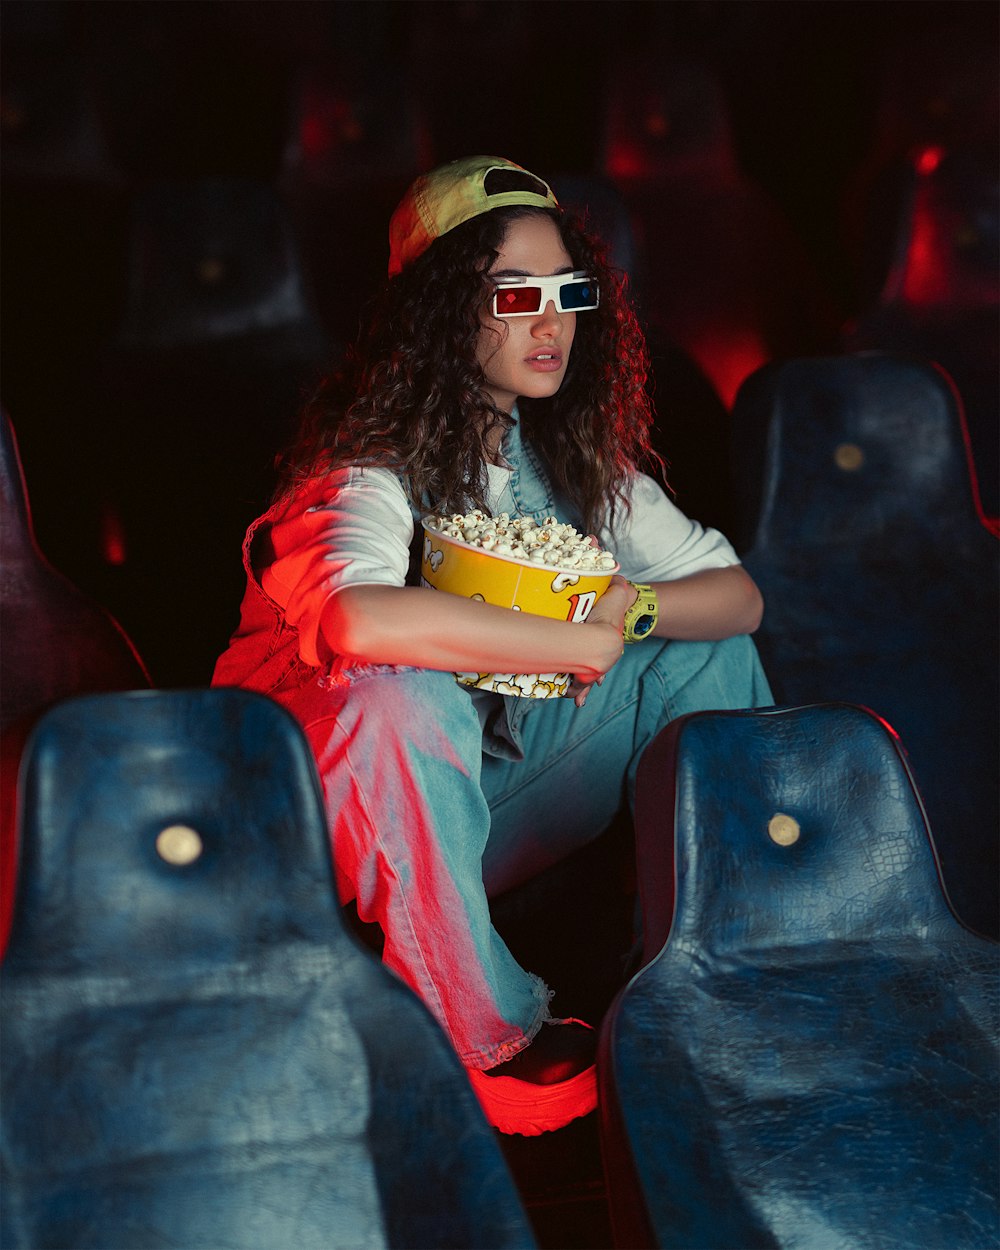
<box><xmin>623</xmin><ymin>582</ymin><xmax>658</xmax><ymax>643</ymax></box>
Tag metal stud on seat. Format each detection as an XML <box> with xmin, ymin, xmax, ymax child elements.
<box><xmin>155</xmin><ymin>824</ymin><xmax>203</xmax><ymax>865</ymax></box>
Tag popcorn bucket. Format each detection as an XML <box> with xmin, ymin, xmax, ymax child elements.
<box><xmin>420</xmin><ymin>519</ymin><xmax>618</xmax><ymax>698</ymax></box>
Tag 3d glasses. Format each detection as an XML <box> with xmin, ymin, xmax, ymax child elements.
<box><xmin>490</xmin><ymin>271</ymin><xmax>600</xmax><ymax>318</ymax></box>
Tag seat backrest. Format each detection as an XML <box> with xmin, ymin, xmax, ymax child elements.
<box><xmin>607</xmin><ymin>702</ymin><xmax>1000</xmax><ymax>1250</ymax></box>
<box><xmin>0</xmin><ymin>410</ymin><xmax>150</xmax><ymax>736</ymax></box>
<box><xmin>0</xmin><ymin>409</ymin><xmax>150</xmax><ymax>956</ymax></box>
<box><xmin>112</xmin><ymin>177</ymin><xmax>327</xmax><ymax>354</ymax></box>
<box><xmin>884</xmin><ymin>148</ymin><xmax>999</xmax><ymax>313</ymax></box>
<box><xmin>280</xmin><ymin>59</ymin><xmax>429</xmax><ymax>193</ymax></box>
<box><xmin>732</xmin><ymin>351</ymin><xmax>990</xmax><ymax>555</ymax></box>
<box><xmin>730</xmin><ymin>355</ymin><xmax>999</xmax><ymax>937</ymax></box>
<box><xmin>634</xmin><ymin>703</ymin><xmax>963</xmax><ymax>965</ymax></box>
<box><xmin>598</xmin><ymin>52</ymin><xmax>739</xmax><ymax>187</ymax></box>
<box><xmin>597</xmin><ymin>53</ymin><xmax>838</xmax><ymax>409</ymax></box>
<box><xmin>843</xmin><ymin>152</ymin><xmax>999</xmax><ymax>521</ymax></box>
<box><xmin>550</xmin><ymin>174</ymin><xmax>640</xmax><ymax>291</ymax></box>
<box><xmin>1</xmin><ymin>687</ymin><xmax>535</xmax><ymax>1250</ymax></box>
<box><xmin>1</xmin><ymin>32</ymin><xmax>123</xmax><ymax>188</ymax></box>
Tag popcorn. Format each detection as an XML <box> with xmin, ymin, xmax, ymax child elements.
<box><xmin>424</xmin><ymin>512</ymin><xmax>617</xmax><ymax>573</ymax></box>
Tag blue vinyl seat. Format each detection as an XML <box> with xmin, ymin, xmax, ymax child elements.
<box><xmin>599</xmin><ymin>703</ymin><xmax>999</xmax><ymax>1250</ymax></box>
<box><xmin>730</xmin><ymin>352</ymin><xmax>999</xmax><ymax>938</ymax></box>
<box><xmin>1</xmin><ymin>687</ymin><xmax>535</xmax><ymax>1250</ymax></box>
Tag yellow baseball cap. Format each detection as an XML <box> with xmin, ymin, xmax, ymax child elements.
<box><xmin>388</xmin><ymin>155</ymin><xmax>560</xmax><ymax>277</ymax></box>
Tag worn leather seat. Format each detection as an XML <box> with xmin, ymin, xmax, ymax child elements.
<box><xmin>730</xmin><ymin>352</ymin><xmax>999</xmax><ymax>937</ymax></box>
<box><xmin>1</xmin><ymin>687</ymin><xmax>536</xmax><ymax>1250</ymax></box>
<box><xmin>1</xmin><ymin>409</ymin><xmax>149</xmax><ymax>954</ymax></box>
<box><xmin>599</xmin><ymin>703</ymin><xmax>1000</xmax><ymax>1250</ymax></box>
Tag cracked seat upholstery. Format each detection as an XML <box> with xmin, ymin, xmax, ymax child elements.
<box><xmin>730</xmin><ymin>353</ymin><xmax>999</xmax><ymax>938</ymax></box>
<box><xmin>599</xmin><ymin>703</ymin><xmax>999</xmax><ymax>1250</ymax></box>
<box><xmin>1</xmin><ymin>687</ymin><xmax>535</xmax><ymax>1250</ymax></box>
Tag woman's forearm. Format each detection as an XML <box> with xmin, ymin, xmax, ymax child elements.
<box><xmin>648</xmin><ymin>566</ymin><xmax>764</xmax><ymax>640</ymax></box>
<box><xmin>320</xmin><ymin>583</ymin><xmax>626</xmax><ymax>679</ymax></box>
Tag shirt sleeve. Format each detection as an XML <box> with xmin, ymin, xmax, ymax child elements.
<box><xmin>598</xmin><ymin>472</ymin><xmax>740</xmax><ymax>583</ymax></box>
<box><xmin>261</xmin><ymin>466</ymin><xmax>414</xmax><ymax>666</ymax></box>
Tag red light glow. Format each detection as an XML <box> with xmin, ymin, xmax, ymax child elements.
<box><xmin>683</xmin><ymin>328</ymin><xmax>770</xmax><ymax>410</ymax></box>
<box><xmin>100</xmin><ymin>503</ymin><xmax>127</xmax><ymax>567</ymax></box>
<box><xmin>604</xmin><ymin>140</ymin><xmax>653</xmax><ymax>182</ymax></box>
<box><xmin>915</xmin><ymin>145</ymin><xmax>945</xmax><ymax>176</ymax></box>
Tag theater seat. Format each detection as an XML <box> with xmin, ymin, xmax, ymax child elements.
<box><xmin>600</xmin><ymin>703</ymin><xmax>999</xmax><ymax>1250</ymax></box>
<box><xmin>730</xmin><ymin>353</ymin><xmax>999</xmax><ymax>938</ymax></box>
<box><xmin>0</xmin><ymin>410</ymin><xmax>149</xmax><ymax>732</ymax></box>
<box><xmin>0</xmin><ymin>687</ymin><xmax>536</xmax><ymax>1250</ymax></box>
<box><xmin>844</xmin><ymin>146</ymin><xmax>999</xmax><ymax>523</ymax></box>
<box><xmin>0</xmin><ymin>409</ymin><xmax>150</xmax><ymax>955</ymax></box>
<box><xmin>95</xmin><ymin>177</ymin><xmax>331</xmax><ymax>685</ymax></box>
<box><xmin>278</xmin><ymin>52</ymin><xmax>429</xmax><ymax>349</ymax></box>
<box><xmin>599</xmin><ymin>50</ymin><xmax>838</xmax><ymax>410</ymax></box>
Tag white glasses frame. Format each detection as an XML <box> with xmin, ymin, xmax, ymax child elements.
<box><xmin>490</xmin><ymin>270</ymin><xmax>600</xmax><ymax>318</ymax></box>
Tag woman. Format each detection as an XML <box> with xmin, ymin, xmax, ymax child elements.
<box><xmin>213</xmin><ymin>156</ymin><xmax>771</xmax><ymax>1135</ymax></box>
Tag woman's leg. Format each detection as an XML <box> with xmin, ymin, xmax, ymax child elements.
<box><xmin>481</xmin><ymin>634</ymin><xmax>772</xmax><ymax>895</ymax></box>
<box><xmin>296</xmin><ymin>667</ymin><xmax>551</xmax><ymax>1069</ymax></box>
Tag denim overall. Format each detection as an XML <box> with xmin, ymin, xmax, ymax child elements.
<box><xmin>213</xmin><ymin>418</ymin><xmax>772</xmax><ymax>1069</ymax></box>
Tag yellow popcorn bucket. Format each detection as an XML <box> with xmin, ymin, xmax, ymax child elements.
<box><xmin>420</xmin><ymin>520</ymin><xmax>618</xmax><ymax>698</ymax></box>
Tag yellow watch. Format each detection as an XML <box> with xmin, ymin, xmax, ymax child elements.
<box><xmin>623</xmin><ymin>582</ymin><xmax>658</xmax><ymax>643</ymax></box>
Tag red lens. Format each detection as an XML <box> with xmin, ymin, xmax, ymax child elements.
<box><xmin>495</xmin><ymin>286</ymin><xmax>542</xmax><ymax>315</ymax></box>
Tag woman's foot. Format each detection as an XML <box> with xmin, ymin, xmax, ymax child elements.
<box><xmin>466</xmin><ymin>1018</ymin><xmax>598</xmax><ymax>1136</ymax></box>
<box><xmin>483</xmin><ymin>1017</ymin><xmax>596</xmax><ymax>1084</ymax></box>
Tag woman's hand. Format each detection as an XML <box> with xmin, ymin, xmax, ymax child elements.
<box><xmin>568</xmin><ymin>575</ymin><xmax>631</xmax><ymax>707</ymax></box>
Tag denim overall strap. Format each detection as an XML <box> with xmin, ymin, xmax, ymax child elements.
<box><xmin>394</xmin><ymin>417</ymin><xmax>586</xmax><ymax>759</ymax></box>
<box><xmin>490</xmin><ymin>412</ymin><xmax>588</xmax><ymax>752</ymax></box>
<box><xmin>400</xmin><ymin>415</ymin><xmax>582</xmax><ymax>588</ymax></box>
<box><xmin>501</xmin><ymin>411</ymin><xmax>585</xmax><ymax>532</ymax></box>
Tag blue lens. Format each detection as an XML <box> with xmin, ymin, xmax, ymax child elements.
<box><xmin>559</xmin><ymin>278</ymin><xmax>598</xmax><ymax>310</ymax></box>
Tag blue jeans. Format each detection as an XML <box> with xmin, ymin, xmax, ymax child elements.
<box><xmin>297</xmin><ymin>635</ymin><xmax>772</xmax><ymax>1068</ymax></box>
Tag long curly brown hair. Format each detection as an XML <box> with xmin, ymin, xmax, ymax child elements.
<box><xmin>277</xmin><ymin>203</ymin><xmax>662</xmax><ymax>535</ymax></box>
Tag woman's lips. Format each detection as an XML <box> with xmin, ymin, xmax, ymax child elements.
<box><xmin>525</xmin><ymin>351</ymin><xmax>563</xmax><ymax>372</ymax></box>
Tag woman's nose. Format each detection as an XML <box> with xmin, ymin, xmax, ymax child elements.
<box><xmin>531</xmin><ymin>299</ymin><xmax>562</xmax><ymax>335</ymax></box>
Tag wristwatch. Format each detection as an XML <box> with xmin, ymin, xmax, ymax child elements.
<box><xmin>623</xmin><ymin>582</ymin><xmax>658</xmax><ymax>643</ymax></box>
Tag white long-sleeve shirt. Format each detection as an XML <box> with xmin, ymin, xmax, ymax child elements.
<box><xmin>260</xmin><ymin>463</ymin><xmax>740</xmax><ymax>667</ymax></box>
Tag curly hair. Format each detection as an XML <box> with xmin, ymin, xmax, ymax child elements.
<box><xmin>277</xmin><ymin>203</ymin><xmax>662</xmax><ymax>535</ymax></box>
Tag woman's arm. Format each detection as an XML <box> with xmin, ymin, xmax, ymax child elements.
<box><xmin>320</xmin><ymin>577</ymin><xmax>630</xmax><ymax>681</ymax></box>
<box><xmin>644</xmin><ymin>566</ymin><xmax>764</xmax><ymax>640</ymax></box>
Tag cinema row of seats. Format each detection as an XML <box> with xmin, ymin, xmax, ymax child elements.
<box><xmin>2</xmin><ymin>548</ymin><xmax>997</xmax><ymax>1248</ymax></box>
<box><xmin>5</xmin><ymin>330</ymin><xmax>998</xmax><ymax>913</ymax></box>
<box><xmin>4</xmin><ymin>151</ymin><xmax>995</xmax><ymax>678</ymax></box>
<box><xmin>3</xmin><ymin>341</ymin><xmax>999</xmax><ymax>1245</ymax></box>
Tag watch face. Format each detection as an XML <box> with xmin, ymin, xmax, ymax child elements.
<box><xmin>634</xmin><ymin>615</ymin><xmax>654</xmax><ymax>637</ymax></box>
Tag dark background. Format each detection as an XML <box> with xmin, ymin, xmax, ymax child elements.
<box><xmin>3</xmin><ymin>0</ymin><xmax>997</xmax><ymax>685</ymax></box>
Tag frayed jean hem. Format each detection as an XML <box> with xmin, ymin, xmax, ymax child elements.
<box><xmin>463</xmin><ymin>974</ymin><xmax>554</xmax><ymax>1071</ymax></box>
<box><xmin>317</xmin><ymin>662</ymin><xmax>424</xmax><ymax>689</ymax></box>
